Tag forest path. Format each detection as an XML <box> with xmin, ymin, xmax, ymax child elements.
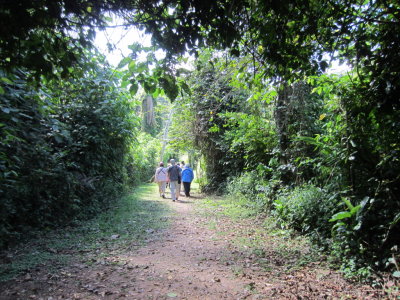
<box><xmin>0</xmin><ymin>184</ymin><xmax>387</xmax><ymax>299</ymax></box>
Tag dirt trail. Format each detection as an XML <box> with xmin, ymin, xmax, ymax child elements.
<box><xmin>0</xmin><ymin>186</ymin><xmax>393</xmax><ymax>299</ymax></box>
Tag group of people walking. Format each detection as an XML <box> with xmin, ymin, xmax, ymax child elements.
<box><xmin>154</xmin><ymin>159</ymin><xmax>194</xmax><ymax>202</ymax></box>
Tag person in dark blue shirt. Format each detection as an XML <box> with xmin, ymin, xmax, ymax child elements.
<box><xmin>167</xmin><ymin>159</ymin><xmax>181</xmax><ymax>201</ymax></box>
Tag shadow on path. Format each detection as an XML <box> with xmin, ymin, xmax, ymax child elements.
<box><xmin>0</xmin><ymin>184</ymin><xmax>390</xmax><ymax>299</ymax></box>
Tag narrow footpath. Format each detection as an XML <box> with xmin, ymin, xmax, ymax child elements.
<box><xmin>0</xmin><ymin>185</ymin><xmax>393</xmax><ymax>299</ymax></box>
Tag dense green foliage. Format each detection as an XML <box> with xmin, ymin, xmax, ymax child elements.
<box><xmin>0</xmin><ymin>51</ymin><xmax>163</xmax><ymax>247</ymax></box>
<box><xmin>169</xmin><ymin>49</ymin><xmax>399</xmax><ymax>280</ymax></box>
<box><xmin>0</xmin><ymin>0</ymin><xmax>134</xmax><ymax>79</ymax></box>
<box><xmin>1</xmin><ymin>0</ymin><xmax>399</xmax><ymax>281</ymax></box>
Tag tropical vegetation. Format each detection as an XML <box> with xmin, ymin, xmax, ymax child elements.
<box><xmin>1</xmin><ymin>0</ymin><xmax>399</xmax><ymax>282</ymax></box>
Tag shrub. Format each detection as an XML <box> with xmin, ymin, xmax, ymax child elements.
<box><xmin>226</xmin><ymin>172</ymin><xmax>275</xmax><ymax>212</ymax></box>
<box><xmin>0</xmin><ymin>66</ymin><xmax>138</xmax><ymax>248</ymax></box>
<box><xmin>273</xmin><ymin>184</ymin><xmax>340</xmax><ymax>238</ymax></box>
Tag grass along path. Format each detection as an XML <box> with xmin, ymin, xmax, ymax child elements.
<box><xmin>0</xmin><ymin>184</ymin><xmax>170</xmax><ymax>298</ymax></box>
<box><xmin>0</xmin><ymin>183</ymin><xmax>395</xmax><ymax>299</ymax></box>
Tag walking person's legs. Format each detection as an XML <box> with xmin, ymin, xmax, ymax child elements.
<box><xmin>176</xmin><ymin>183</ymin><xmax>181</xmax><ymax>200</ymax></box>
<box><xmin>161</xmin><ymin>181</ymin><xmax>166</xmax><ymax>198</ymax></box>
<box><xmin>170</xmin><ymin>181</ymin><xmax>177</xmax><ymax>201</ymax></box>
<box><xmin>183</xmin><ymin>182</ymin><xmax>191</xmax><ymax>197</ymax></box>
<box><xmin>187</xmin><ymin>182</ymin><xmax>191</xmax><ymax>197</ymax></box>
<box><xmin>157</xmin><ymin>182</ymin><xmax>163</xmax><ymax>196</ymax></box>
<box><xmin>180</xmin><ymin>181</ymin><xmax>184</xmax><ymax>194</ymax></box>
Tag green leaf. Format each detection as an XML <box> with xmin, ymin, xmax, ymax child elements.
<box><xmin>159</xmin><ymin>75</ymin><xmax>178</xmax><ymax>101</ymax></box>
<box><xmin>128</xmin><ymin>60</ymin><xmax>136</xmax><ymax>72</ymax></box>
<box><xmin>129</xmin><ymin>82</ymin><xmax>139</xmax><ymax>96</ymax></box>
<box><xmin>329</xmin><ymin>211</ymin><xmax>352</xmax><ymax>222</ymax></box>
<box><xmin>180</xmin><ymin>81</ymin><xmax>191</xmax><ymax>95</ymax></box>
<box><xmin>143</xmin><ymin>80</ymin><xmax>156</xmax><ymax>94</ymax></box>
<box><xmin>121</xmin><ymin>80</ymin><xmax>129</xmax><ymax>89</ymax></box>
<box><xmin>136</xmin><ymin>62</ymin><xmax>148</xmax><ymax>73</ymax></box>
<box><xmin>152</xmin><ymin>88</ymin><xmax>160</xmax><ymax>98</ymax></box>
<box><xmin>118</xmin><ymin>57</ymin><xmax>131</xmax><ymax>69</ymax></box>
<box><xmin>1</xmin><ymin>77</ymin><xmax>12</xmax><ymax>84</ymax></box>
<box><xmin>342</xmin><ymin>197</ymin><xmax>354</xmax><ymax>210</ymax></box>
<box><xmin>393</xmin><ymin>271</ymin><xmax>400</xmax><ymax>278</ymax></box>
<box><xmin>350</xmin><ymin>205</ymin><xmax>361</xmax><ymax>215</ymax></box>
<box><xmin>0</xmin><ymin>86</ymin><xmax>4</xmax><ymax>94</ymax></box>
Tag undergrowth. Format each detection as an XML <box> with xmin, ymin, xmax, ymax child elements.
<box><xmin>197</xmin><ymin>194</ymin><xmax>319</xmax><ymax>275</ymax></box>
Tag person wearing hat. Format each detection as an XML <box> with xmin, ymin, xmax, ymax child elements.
<box><xmin>167</xmin><ymin>159</ymin><xmax>181</xmax><ymax>202</ymax></box>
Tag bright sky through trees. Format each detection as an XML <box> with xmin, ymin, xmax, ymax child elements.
<box><xmin>94</xmin><ymin>17</ymin><xmax>349</xmax><ymax>73</ymax></box>
<box><xmin>94</xmin><ymin>20</ymin><xmax>165</xmax><ymax>67</ymax></box>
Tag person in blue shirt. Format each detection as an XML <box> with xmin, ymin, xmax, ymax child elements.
<box><xmin>181</xmin><ymin>164</ymin><xmax>194</xmax><ymax>197</ymax></box>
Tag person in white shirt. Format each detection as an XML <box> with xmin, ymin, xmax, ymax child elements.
<box><xmin>155</xmin><ymin>162</ymin><xmax>168</xmax><ymax>198</ymax></box>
